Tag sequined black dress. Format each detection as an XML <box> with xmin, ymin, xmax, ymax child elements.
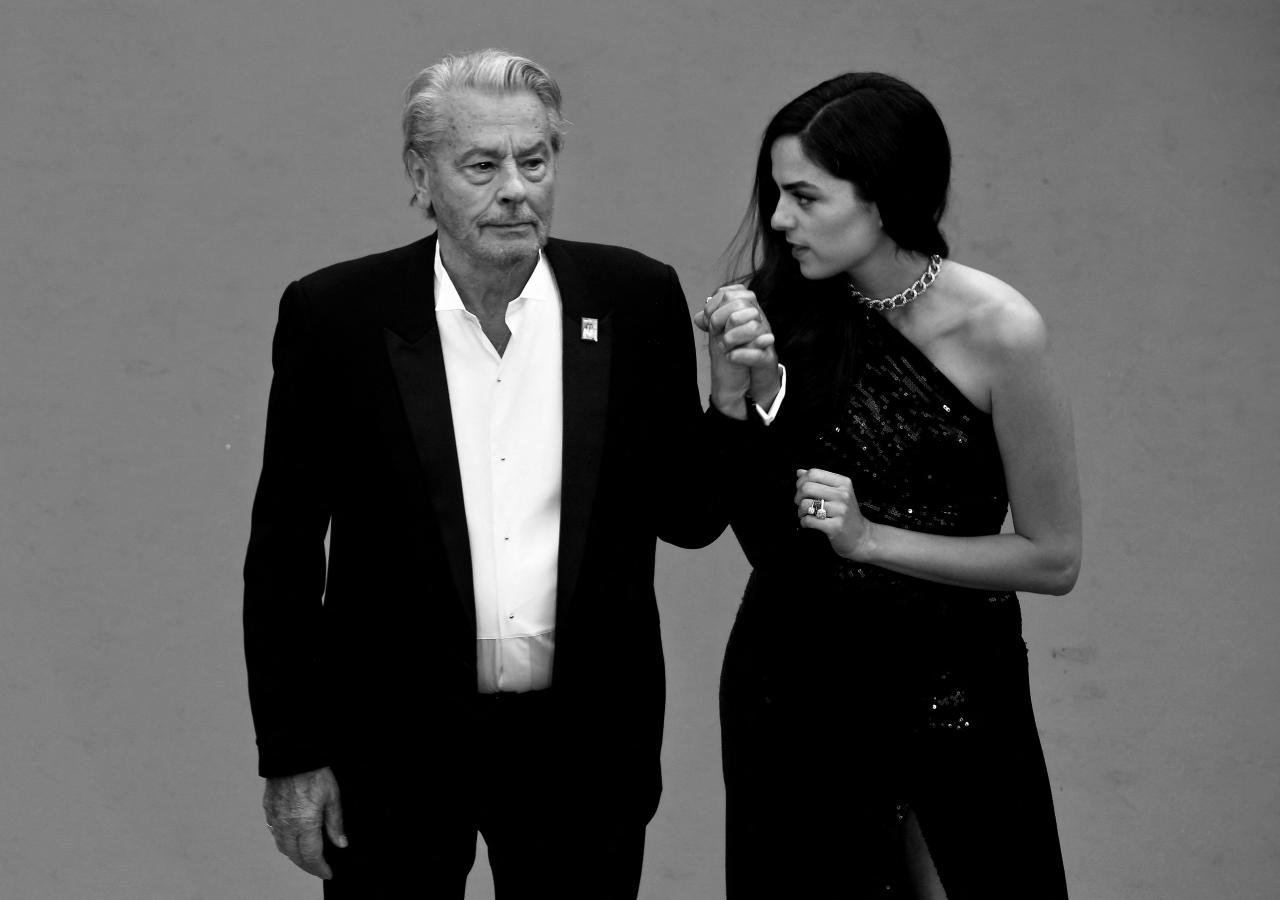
<box><xmin>719</xmin><ymin>305</ymin><xmax>1069</xmax><ymax>898</ymax></box>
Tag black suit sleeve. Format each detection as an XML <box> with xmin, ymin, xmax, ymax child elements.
<box><xmin>645</xmin><ymin>262</ymin><xmax>814</xmax><ymax>570</ymax></box>
<box><xmin>722</xmin><ymin>389</ymin><xmax>810</xmax><ymax>572</ymax></box>
<box><xmin>243</xmin><ymin>281</ymin><xmax>334</xmax><ymax>778</ymax></box>
<box><xmin>644</xmin><ymin>264</ymin><xmax>743</xmax><ymax>549</ymax></box>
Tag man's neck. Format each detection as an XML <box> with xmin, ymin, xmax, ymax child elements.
<box><xmin>439</xmin><ymin>241</ymin><xmax>540</xmax><ymax>320</ymax></box>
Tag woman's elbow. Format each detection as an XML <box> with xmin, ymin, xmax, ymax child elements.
<box><xmin>1038</xmin><ymin>543</ymin><xmax>1081</xmax><ymax>596</ymax></box>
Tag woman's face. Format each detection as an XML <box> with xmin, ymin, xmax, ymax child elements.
<box><xmin>768</xmin><ymin>135</ymin><xmax>888</xmax><ymax>280</ymax></box>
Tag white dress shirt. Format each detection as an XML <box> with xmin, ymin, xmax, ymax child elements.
<box><xmin>434</xmin><ymin>243</ymin><xmax>786</xmax><ymax>693</ymax></box>
<box><xmin>755</xmin><ymin>364</ymin><xmax>786</xmax><ymax>425</ymax></box>
<box><xmin>435</xmin><ymin>245</ymin><xmax>563</xmax><ymax>693</ymax></box>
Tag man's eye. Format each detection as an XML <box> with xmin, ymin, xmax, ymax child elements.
<box><xmin>470</xmin><ymin>162</ymin><xmax>495</xmax><ymax>172</ymax></box>
<box><xmin>523</xmin><ymin>158</ymin><xmax>545</xmax><ymax>169</ymax></box>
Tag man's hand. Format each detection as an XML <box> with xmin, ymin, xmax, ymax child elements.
<box><xmin>263</xmin><ymin>766</ymin><xmax>348</xmax><ymax>880</ymax></box>
<box><xmin>695</xmin><ymin>285</ymin><xmax>781</xmax><ymax>417</ymax></box>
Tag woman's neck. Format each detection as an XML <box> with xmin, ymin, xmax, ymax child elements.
<box><xmin>847</xmin><ymin>247</ymin><xmax>933</xmax><ymax>301</ymax></box>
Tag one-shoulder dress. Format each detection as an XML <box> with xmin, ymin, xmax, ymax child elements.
<box><xmin>719</xmin><ymin>304</ymin><xmax>1069</xmax><ymax>898</ymax></box>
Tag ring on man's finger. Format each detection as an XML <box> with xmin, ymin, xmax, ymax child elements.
<box><xmin>804</xmin><ymin>499</ymin><xmax>816</xmax><ymax>516</ymax></box>
<box><xmin>815</xmin><ymin>499</ymin><xmax>828</xmax><ymax>520</ymax></box>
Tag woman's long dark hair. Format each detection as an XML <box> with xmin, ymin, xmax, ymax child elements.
<box><xmin>725</xmin><ymin>72</ymin><xmax>952</xmax><ymax>417</ymax></box>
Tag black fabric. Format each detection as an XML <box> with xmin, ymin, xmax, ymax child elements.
<box><xmin>720</xmin><ymin>305</ymin><xmax>1068</xmax><ymax>897</ymax></box>
<box><xmin>244</xmin><ymin>234</ymin><xmax>744</xmax><ymax>893</ymax></box>
<box><xmin>321</xmin><ymin>691</ymin><xmax>646</xmax><ymax>899</ymax></box>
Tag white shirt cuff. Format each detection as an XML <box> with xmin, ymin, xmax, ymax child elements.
<box><xmin>753</xmin><ymin>364</ymin><xmax>786</xmax><ymax>426</ymax></box>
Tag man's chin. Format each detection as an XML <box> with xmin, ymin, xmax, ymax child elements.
<box><xmin>478</xmin><ymin>234</ymin><xmax>547</xmax><ymax>265</ymax></box>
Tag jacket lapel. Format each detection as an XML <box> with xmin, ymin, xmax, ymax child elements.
<box><xmin>547</xmin><ymin>240</ymin><xmax>612</xmax><ymax>622</ymax></box>
<box><xmin>379</xmin><ymin>237</ymin><xmax>611</xmax><ymax>633</ymax></box>
<box><xmin>381</xmin><ymin>234</ymin><xmax>475</xmax><ymax>619</ymax></box>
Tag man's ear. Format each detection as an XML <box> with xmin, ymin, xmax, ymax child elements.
<box><xmin>407</xmin><ymin>149</ymin><xmax>434</xmax><ymax>215</ymax></box>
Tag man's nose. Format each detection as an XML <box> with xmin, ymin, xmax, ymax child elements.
<box><xmin>495</xmin><ymin>162</ymin><xmax>528</xmax><ymax>204</ymax></box>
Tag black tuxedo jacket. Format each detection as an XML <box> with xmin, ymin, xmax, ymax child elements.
<box><xmin>244</xmin><ymin>234</ymin><xmax>736</xmax><ymax>822</ymax></box>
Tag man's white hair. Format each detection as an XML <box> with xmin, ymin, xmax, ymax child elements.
<box><xmin>401</xmin><ymin>48</ymin><xmax>568</xmax><ymax>213</ymax></box>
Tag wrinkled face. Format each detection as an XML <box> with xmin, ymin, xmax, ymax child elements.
<box><xmin>769</xmin><ymin>135</ymin><xmax>887</xmax><ymax>280</ymax></box>
<box><xmin>411</xmin><ymin>90</ymin><xmax>556</xmax><ymax>269</ymax></box>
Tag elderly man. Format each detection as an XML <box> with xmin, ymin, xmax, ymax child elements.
<box><xmin>244</xmin><ymin>49</ymin><xmax>781</xmax><ymax>897</ymax></box>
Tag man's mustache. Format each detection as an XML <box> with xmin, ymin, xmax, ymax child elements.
<box><xmin>481</xmin><ymin>214</ymin><xmax>541</xmax><ymax>227</ymax></box>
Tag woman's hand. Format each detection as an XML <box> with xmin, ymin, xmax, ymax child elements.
<box><xmin>695</xmin><ymin>285</ymin><xmax>780</xmax><ymax>417</ymax></box>
<box><xmin>795</xmin><ymin>468</ymin><xmax>874</xmax><ymax>561</ymax></box>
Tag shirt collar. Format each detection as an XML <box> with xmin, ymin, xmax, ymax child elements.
<box><xmin>433</xmin><ymin>240</ymin><xmax>556</xmax><ymax>313</ymax></box>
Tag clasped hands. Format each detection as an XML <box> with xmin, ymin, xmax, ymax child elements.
<box><xmin>694</xmin><ymin>284</ymin><xmax>781</xmax><ymax>419</ymax></box>
<box><xmin>695</xmin><ymin>286</ymin><xmax>872</xmax><ymax>560</ymax></box>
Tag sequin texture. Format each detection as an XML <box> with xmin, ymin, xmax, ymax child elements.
<box><xmin>802</xmin><ymin>307</ymin><xmax>1022</xmax><ymax>680</ymax></box>
<box><xmin>721</xmin><ymin>303</ymin><xmax>1068</xmax><ymax>896</ymax></box>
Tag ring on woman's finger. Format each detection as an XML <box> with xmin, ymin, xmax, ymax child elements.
<box><xmin>804</xmin><ymin>499</ymin><xmax>816</xmax><ymax>516</ymax></box>
<box><xmin>815</xmin><ymin>499</ymin><xmax>828</xmax><ymax>519</ymax></box>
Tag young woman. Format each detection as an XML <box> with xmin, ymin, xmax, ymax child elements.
<box><xmin>702</xmin><ymin>73</ymin><xmax>1081</xmax><ymax>897</ymax></box>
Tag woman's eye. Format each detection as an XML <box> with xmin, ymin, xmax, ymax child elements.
<box><xmin>794</xmin><ymin>194</ymin><xmax>813</xmax><ymax>208</ymax></box>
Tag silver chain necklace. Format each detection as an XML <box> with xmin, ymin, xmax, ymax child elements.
<box><xmin>848</xmin><ymin>255</ymin><xmax>942</xmax><ymax>311</ymax></box>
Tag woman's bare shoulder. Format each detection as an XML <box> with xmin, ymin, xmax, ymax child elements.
<box><xmin>942</xmin><ymin>261</ymin><xmax>1048</xmax><ymax>360</ymax></box>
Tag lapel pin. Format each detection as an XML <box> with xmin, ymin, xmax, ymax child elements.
<box><xmin>581</xmin><ymin>317</ymin><xmax>598</xmax><ymax>342</ymax></box>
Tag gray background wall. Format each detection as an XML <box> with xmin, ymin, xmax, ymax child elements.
<box><xmin>1</xmin><ymin>1</ymin><xmax>1276</xmax><ymax>897</ymax></box>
